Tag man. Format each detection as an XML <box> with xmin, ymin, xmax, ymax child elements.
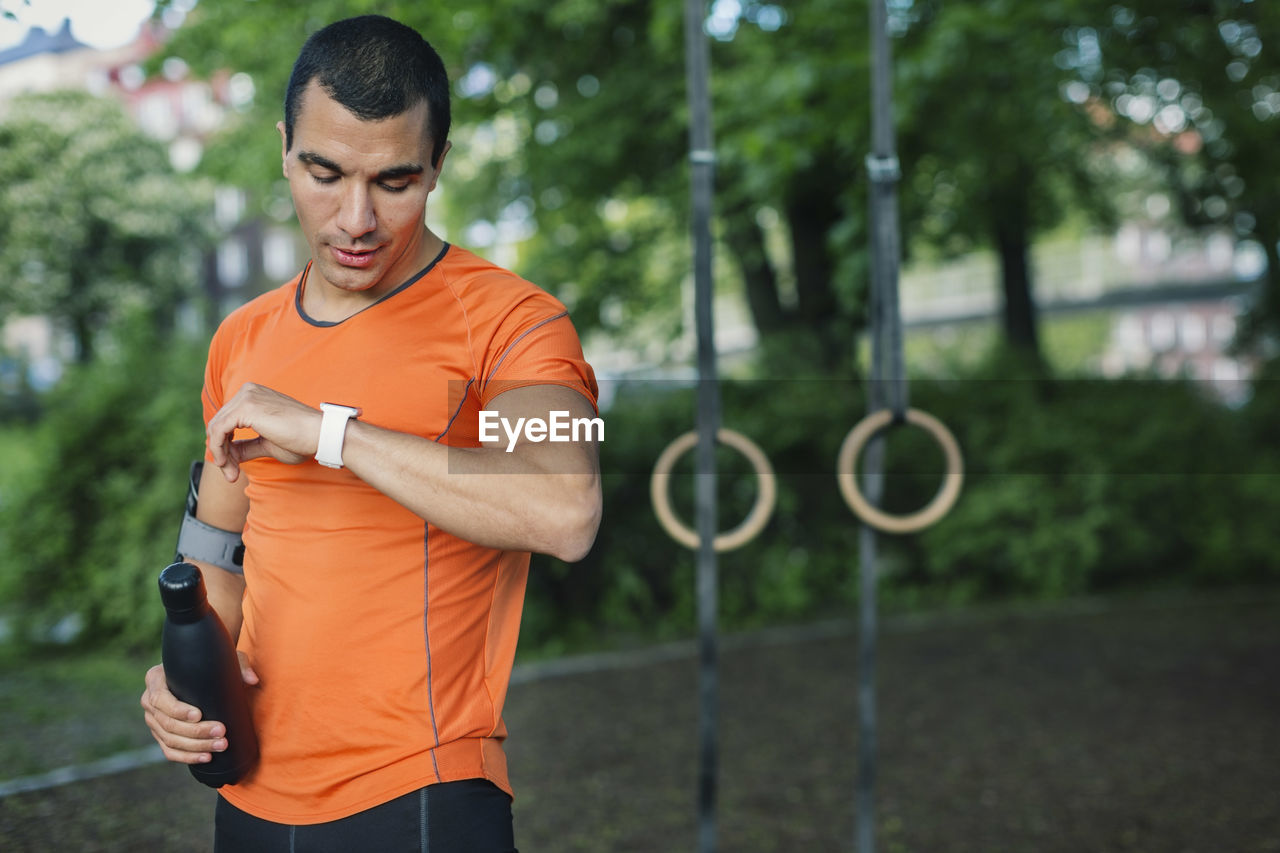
<box><xmin>140</xmin><ymin>15</ymin><xmax>600</xmax><ymax>852</ymax></box>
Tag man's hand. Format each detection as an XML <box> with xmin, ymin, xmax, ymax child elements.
<box><xmin>207</xmin><ymin>383</ymin><xmax>321</xmax><ymax>482</ymax></box>
<box><xmin>140</xmin><ymin>657</ymin><xmax>259</xmax><ymax>765</ymax></box>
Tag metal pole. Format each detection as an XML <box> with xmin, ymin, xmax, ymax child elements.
<box><xmin>859</xmin><ymin>2</ymin><xmax>907</xmax><ymax>852</ymax></box>
<box><xmin>855</xmin><ymin>493</ymin><xmax>882</xmax><ymax>853</ymax></box>
<box><xmin>683</xmin><ymin>2</ymin><xmax>721</xmax><ymax>852</ymax></box>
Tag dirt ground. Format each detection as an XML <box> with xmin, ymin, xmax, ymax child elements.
<box><xmin>1</xmin><ymin>590</ymin><xmax>1277</xmax><ymax>852</ymax></box>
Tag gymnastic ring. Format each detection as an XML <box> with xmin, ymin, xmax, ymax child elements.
<box><xmin>650</xmin><ymin>428</ymin><xmax>777</xmax><ymax>552</ymax></box>
<box><xmin>836</xmin><ymin>408</ymin><xmax>964</xmax><ymax>535</ymax></box>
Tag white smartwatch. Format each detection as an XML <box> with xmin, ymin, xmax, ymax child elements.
<box><xmin>316</xmin><ymin>403</ymin><xmax>361</xmax><ymax>469</ymax></box>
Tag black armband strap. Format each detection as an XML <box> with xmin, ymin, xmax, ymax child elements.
<box><xmin>176</xmin><ymin>460</ymin><xmax>245</xmax><ymax>575</ymax></box>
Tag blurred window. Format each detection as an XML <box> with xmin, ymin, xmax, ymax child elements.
<box><xmin>215</xmin><ymin>188</ymin><xmax>245</xmax><ymax>229</ymax></box>
<box><xmin>263</xmin><ymin>230</ymin><xmax>297</xmax><ymax>281</ymax></box>
<box><xmin>138</xmin><ymin>92</ymin><xmax>178</xmax><ymax>139</ymax></box>
<box><xmin>217</xmin><ymin>239</ymin><xmax>248</xmax><ymax>289</ymax></box>
<box><xmin>1148</xmin><ymin>312</ymin><xmax>1176</xmax><ymax>351</ymax></box>
<box><xmin>1179</xmin><ymin>313</ymin><xmax>1206</xmax><ymax>352</ymax></box>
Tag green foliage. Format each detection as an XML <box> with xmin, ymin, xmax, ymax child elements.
<box><xmin>1070</xmin><ymin>0</ymin><xmax>1280</xmax><ymax>332</ymax></box>
<box><xmin>156</xmin><ymin>0</ymin><xmax>872</xmax><ymax>369</ymax></box>
<box><xmin>152</xmin><ymin>1</ymin><xmax>1280</xmax><ymax>369</ymax></box>
<box><xmin>2</xmin><ymin>336</ymin><xmax>1276</xmax><ymax>656</ymax></box>
<box><xmin>897</xmin><ymin>0</ymin><xmax>1115</xmax><ymax>258</ymax></box>
<box><xmin>0</xmin><ymin>91</ymin><xmax>214</xmax><ymax>361</ymax></box>
<box><xmin>0</xmin><ymin>322</ymin><xmax>206</xmax><ymax>652</ymax></box>
<box><xmin>0</xmin><ymin>357</ymin><xmax>42</xmax><ymax>425</ymax></box>
<box><xmin>520</xmin><ymin>356</ymin><xmax>1280</xmax><ymax>654</ymax></box>
<box><xmin>4</xmin><ymin>3</ymin><xmax>1278</xmax><ymax>657</ymax></box>
<box><xmin>905</xmin><ymin>355</ymin><xmax>1280</xmax><ymax>602</ymax></box>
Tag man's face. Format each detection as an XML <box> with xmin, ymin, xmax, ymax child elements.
<box><xmin>280</xmin><ymin>80</ymin><xmax>448</xmax><ymax>301</ymax></box>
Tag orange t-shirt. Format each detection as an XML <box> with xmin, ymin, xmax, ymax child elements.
<box><xmin>203</xmin><ymin>244</ymin><xmax>597</xmax><ymax>824</ymax></box>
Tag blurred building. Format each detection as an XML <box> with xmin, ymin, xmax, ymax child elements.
<box><xmin>899</xmin><ymin>219</ymin><xmax>1262</xmax><ymax>398</ymax></box>
<box><xmin>0</xmin><ymin>20</ymin><xmax>1265</xmax><ymax>399</ymax></box>
<box><xmin>0</xmin><ymin>18</ymin><xmax>94</xmax><ymax>91</ymax></box>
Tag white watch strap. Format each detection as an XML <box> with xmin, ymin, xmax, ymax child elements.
<box><xmin>316</xmin><ymin>403</ymin><xmax>360</xmax><ymax>469</ymax></box>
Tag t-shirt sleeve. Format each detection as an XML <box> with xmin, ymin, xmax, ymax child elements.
<box><xmin>476</xmin><ymin>297</ymin><xmax>598</xmax><ymax>412</ymax></box>
<box><xmin>199</xmin><ymin>311</ymin><xmax>262</xmax><ymax>462</ymax></box>
<box><xmin>201</xmin><ymin>322</ymin><xmax>233</xmax><ymax>427</ymax></box>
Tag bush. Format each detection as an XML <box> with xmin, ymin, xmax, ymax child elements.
<box><xmin>907</xmin><ymin>369</ymin><xmax>1280</xmax><ymax>603</ymax></box>
<box><xmin>523</xmin><ymin>361</ymin><xmax>1280</xmax><ymax>654</ymax></box>
<box><xmin>4</xmin><ymin>335</ymin><xmax>1277</xmax><ymax>656</ymax></box>
<box><xmin>0</xmin><ymin>325</ymin><xmax>206</xmax><ymax>652</ymax></box>
<box><xmin>523</xmin><ymin>377</ymin><xmax>873</xmax><ymax>654</ymax></box>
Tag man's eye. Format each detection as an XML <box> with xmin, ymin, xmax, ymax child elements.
<box><xmin>380</xmin><ymin>182</ymin><xmax>410</xmax><ymax>193</ymax></box>
<box><xmin>310</xmin><ymin>173</ymin><xmax>339</xmax><ymax>185</ymax></box>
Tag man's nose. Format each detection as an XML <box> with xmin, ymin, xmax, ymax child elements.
<box><xmin>336</xmin><ymin>183</ymin><xmax>376</xmax><ymax>239</ymax></box>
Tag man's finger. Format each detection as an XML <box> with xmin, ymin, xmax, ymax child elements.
<box><xmin>142</xmin><ymin>665</ymin><xmax>201</xmax><ymax>722</ymax></box>
<box><xmin>145</xmin><ymin>708</ymin><xmax>226</xmax><ymax>745</ymax></box>
<box><xmin>207</xmin><ymin>424</ymin><xmax>231</xmax><ymax>468</ymax></box>
<box><xmin>160</xmin><ymin>746</ymin><xmax>213</xmax><ymax>765</ymax></box>
<box><xmin>146</xmin><ymin>719</ymin><xmax>224</xmax><ymax>765</ymax></box>
<box><xmin>207</xmin><ymin>432</ymin><xmax>247</xmax><ymax>481</ymax></box>
<box><xmin>231</xmin><ymin>437</ymin><xmax>273</xmax><ymax>465</ymax></box>
<box><xmin>237</xmin><ymin>652</ymin><xmax>261</xmax><ymax>686</ymax></box>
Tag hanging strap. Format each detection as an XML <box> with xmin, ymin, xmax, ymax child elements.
<box><xmin>859</xmin><ymin>3</ymin><xmax>906</xmax><ymax>853</ymax></box>
<box><xmin>683</xmin><ymin>2</ymin><xmax>721</xmax><ymax>852</ymax></box>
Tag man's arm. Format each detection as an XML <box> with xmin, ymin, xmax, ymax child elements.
<box><xmin>343</xmin><ymin>384</ymin><xmax>602</xmax><ymax>561</ymax></box>
<box><xmin>184</xmin><ymin>468</ymin><xmax>251</xmax><ymax>639</ymax></box>
<box><xmin>141</xmin><ymin>469</ymin><xmax>255</xmax><ymax>766</ymax></box>
<box><xmin>206</xmin><ymin>382</ymin><xmax>603</xmax><ymax>562</ymax></box>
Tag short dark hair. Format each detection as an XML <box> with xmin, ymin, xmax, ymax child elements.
<box><xmin>283</xmin><ymin>15</ymin><xmax>451</xmax><ymax>167</ymax></box>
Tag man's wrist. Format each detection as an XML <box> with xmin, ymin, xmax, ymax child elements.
<box><xmin>316</xmin><ymin>403</ymin><xmax>361</xmax><ymax>468</ymax></box>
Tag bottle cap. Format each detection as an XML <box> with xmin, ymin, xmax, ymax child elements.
<box><xmin>158</xmin><ymin>562</ymin><xmax>208</xmax><ymax>615</ymax></box>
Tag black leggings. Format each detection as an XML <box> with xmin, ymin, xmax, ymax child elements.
<box><xmin>214</xmin><ymin>779</ymin><xmax>517</xmax><ymax>853</ymax></box>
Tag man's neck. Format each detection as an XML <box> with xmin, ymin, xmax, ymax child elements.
<box><xmin>302</xmin><ymin>231</ymin><xmax>444</xmax><ymax>323</ymax></box>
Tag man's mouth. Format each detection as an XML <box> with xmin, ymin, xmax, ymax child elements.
<box><xmin>332</xmin><ymin>246</ymin><xmax>378</xmax><ymax>267</ymax></box>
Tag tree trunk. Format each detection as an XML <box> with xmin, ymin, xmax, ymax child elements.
<box><xmin>721</xmin><ymin>201</ymin><xmax>787</xmax><ymax>336</ymax></box>
<box><xmin>992</xmin><ymin>211</ymin><xmax>1042</xmax><ymax>363</ymax></box>
<box><xmin>71</xmin><ymin>311</ymin><xmax>94</xmax><ymax>364</ymax></box>
<box><xmin>785</xmin><ymin>183</ymin><xmax>845</xmax><ymax>370</ymax></box>
<box><xmin>68</xmin><ymin>263</ymin><xmax>95</xmax><ymax>364</ymax></box>
<box><xmin>1259</xmin><ymin>224</ymin><xmax>1280</xmax><ymax>337</ymax></box>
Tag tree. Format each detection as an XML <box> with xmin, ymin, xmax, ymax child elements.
<box><xmin>892</xmin><ymin>0</ymin><xmax>1117</xmax><ymax>365</ymax></box>
<box><xmin>159</xmin><ymin>1</ymin><xmax>1151</xmax><ymax>371</ymax></box>
<box><xmin>1073</xmin><ymin>0</ymin><xmax>1280</xmax><ymax>340</ymax></box>
<box><xmin>0</xmin><ymin>90</ymin><xmax>213</xmax><ymax>362</ymax></box>
<box><xmin>0</xmin><ymin>321</ymin><xmax>207</xmax><ymax>650</ymax></box>
<box><xmin>154</xmin><ymin>0</ymin><xmax>871</xmax><ymax>374</ymax></box>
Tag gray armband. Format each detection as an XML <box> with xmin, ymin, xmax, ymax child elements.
<box><xmin>175</xmin><ymin>461</ymin><xmax>245</xmax><ymax>575</ymax></box>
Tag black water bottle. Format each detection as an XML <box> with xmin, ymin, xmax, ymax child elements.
<box><xmin>158</xmin><ymin>561</ymin><xmax>259</xmax><ymax>787</ymax></box>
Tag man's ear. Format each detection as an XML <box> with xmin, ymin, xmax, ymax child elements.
<box><xmin>427</xmin><ymin>141</ymin><xmax>452</xmax><ymax>192</ymax></box>
<box><xmin>277</xmin><ymin>121</ymin><xmax>288</xmax><ymax>178</ymax></box>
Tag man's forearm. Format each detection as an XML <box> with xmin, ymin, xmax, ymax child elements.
<box><xmin>204</xmin><ymin>382</ymin><xmax>603</xmax><ymax>562</ymax></box>
<box><xmin>340</xmin><ymin>417</ymin><xmax>601</xmax><ymax>561</ymax></box>
<box><xmin>187</xmin><ymin>560</ymin><xmax>246</xmax><ymax>643</ymax></box>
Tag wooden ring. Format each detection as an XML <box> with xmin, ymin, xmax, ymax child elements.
<box><xmin>650</xmin><ymin>428</ymin><xmax>777</xmax><ymax>551</ymax></box>
<box><xmin>836</xmin><ymin>408</ymin><xmax>963</xmax><ymax>534</ymax></box>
